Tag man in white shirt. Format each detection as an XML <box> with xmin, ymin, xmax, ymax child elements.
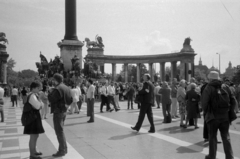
<box><xmin>11</xmin><ymin>86</ymin><xmax>18</xmax><ymax>107</ymax></box>
<box><xmin>86</xmin><ymin>79</ymin><xmax>95</xmax><ymax>123</ymax></box>
<box><xmin>107</xmin><ymin>82</ymin><xmax>120</xmax><ymax>112</ymax></box>
<box><xmin>99</xmin><ymin>83</ymin><xmax>113</xmax><ymax>112</ymax></box>
<box><xmin>76</xmin><ymin>83</ymin><xmax>82</xmax><ymax>111</ymax></box>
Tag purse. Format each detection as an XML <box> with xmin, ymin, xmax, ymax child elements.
<box><xmin>21</xmin><ymin>93</ymin><xmax>37</xmax><ymax>126</ymax></box>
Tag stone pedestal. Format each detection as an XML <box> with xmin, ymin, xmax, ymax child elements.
<box><xmin>0</xmin><ymin>47</ymin><xmax>9</xmax><ymax>85</ymax></box>
<box><xmin>58</xmin><ymin>40</ymin><xmax>84</xmax><ymax>71</ymax></box>
<box><xmin>87</xmin><ymin>48</ymin><xmax>104</xmax><ymax>56</ymax></box>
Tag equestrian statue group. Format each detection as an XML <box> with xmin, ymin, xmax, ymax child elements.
<box><xmin>0</xmin><ymin>32</ymin><xmax>8</xmax><ymax>48</ymax></box>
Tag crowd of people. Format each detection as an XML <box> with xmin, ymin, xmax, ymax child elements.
<box><xmin>0</xmin><ymin>71</ymin><xmax>239</xmax><ymax>159</ymax></box>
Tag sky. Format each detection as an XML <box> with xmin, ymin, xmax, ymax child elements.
<box><xmin>0</xmin><ymin>0</ymin><xmax>239</xmax><ymax>74</ymax></box>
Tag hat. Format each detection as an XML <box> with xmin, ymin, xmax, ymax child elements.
<box><xmin>208</xmin><ymin>71</ymin><xmax>220</xmax><ymax>80</ymax></box>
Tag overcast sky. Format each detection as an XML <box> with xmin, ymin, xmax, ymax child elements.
<box><xmin>0</xmin><ymin>0</ymin><xmax>239</xmax><ymax>74</ymax></box>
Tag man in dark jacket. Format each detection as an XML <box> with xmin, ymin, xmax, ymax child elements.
<box><xmin>48</xmin><ymin>73</ymin><xmax>72</xmax><ymax>157</ymax></box>
<box><xmin>131</xmin><ymin>74</ymin><xmax>155</xmax><ymax>133</ymax></box>
<box><xmin>127</xmin><ymin>83</ymin><xmax>135</xmax><ymax>109</ymax></box>
<box><xmin>201</xmin><ymin>71</ymin><xmax>235</xmax><ymax>159</ymax></box>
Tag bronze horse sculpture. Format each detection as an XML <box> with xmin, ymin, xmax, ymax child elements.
<box><xmin>85</xmin><ymin>34</ymin><xmax>104</xmax><ymax>49</ymax></box>
<box><xmin>0</xmin><ymin>32</ymin><xmax>8</xmax><ymax>47</ymax></box>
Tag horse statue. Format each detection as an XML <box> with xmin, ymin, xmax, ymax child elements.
<box><xmin>39</xmin><ymin>52</ymin><xmax>49</xmax><ymax>71</ymax></box>
<box><xmin>183</xmin><ymin>37</ymin><xmax>192</xmax><ymax>46</ymax></box>
<box><xmin>85</xmin><ymin>35</ymin><xmax>104</xmax><ymax>49</ymax></box>
<box><xmin>0</xmin><ymin>32</ymin><xmax>8</xmax><ymax>48</ymax></box>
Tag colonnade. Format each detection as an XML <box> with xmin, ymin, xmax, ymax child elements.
<box><xmin>109</xmin><ymin>61</ymin><xmax>194</xmax><ymax>83</ymax></box>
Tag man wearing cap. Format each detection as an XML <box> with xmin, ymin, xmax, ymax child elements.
<box><xmin>48</xmin><ymin>73</ymin><xmax>72</xmax><ymax>157</ymax></box>
<box><xmin>201</xmin><ymin>71</ymin><xmax>235</xmax><ymax>159</ymax></box>
<box><xmin>131</xmin><ymin>73</ymin><xmax>155</xmax><ymax>133</ymax></box>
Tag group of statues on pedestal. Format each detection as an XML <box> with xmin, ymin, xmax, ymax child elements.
<box><xmin>84</xmin><ymin>34</ymin><xmax>104</xmax><ymax>49</ymax></box>
<box><xmin>36</xmin><ymin>52</ymin><xmax>81</xmax><ymax>81</ymax></box>
<box><xmin>0</xmin><ymin>32</ymin><xmax>8</xmax><ymax>48</ymax></box>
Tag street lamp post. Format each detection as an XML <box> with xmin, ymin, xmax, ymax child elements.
<box><xmin>216</xmin><ymin>53</ymin><xmax>221</xmax><ymax>74</ymax></box>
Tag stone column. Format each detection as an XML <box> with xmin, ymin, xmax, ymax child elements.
<box><xmin>137</xmin><ymin>63</ymin><xmax>140</xmax><ymax>83</ymax></box>
<box><xmin>64</xmin><ymin>0</ymin><xmax>78</xmax><ymax>40</ymax></box>
<box><xmin>101</xmin><ymin>65</ymin><xmax>105</xmax><ymax>74</ymax></box>
<box><xmin>185</xmin><ymin>63</ymin><xmax>189</xmax><ymax>81</ymax></box>
<box><xmin>160</xmin><ymin>62</ymin><xmax>165</xmax><ymax>81</ymax></box>
<box><xmin>124</xmin><ymin>63</ymin><xmax>128</xmax><ymax>83</ymax></box>
<box><xmin>148</xmin><ymin>63</ymin><xmax>153</xmax><ymax>81</ymax></box>
<box><xmin>112</xmin><ymin>63</ymin><xmax>116</xmax><ymax>82</ymax></box>
<box><xmin>191</xmin><ymin>63</ymin><xmax>195</xmax><ymax>77</ymax></box>
<box><xmin>171</xmin><ymin>61</ymin><xmax>177</xmax><ymax>82</ymax></box>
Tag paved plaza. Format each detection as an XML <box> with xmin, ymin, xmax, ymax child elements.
<box><xmin>0</xmin><ymin>97</ymin><xmax>240</xmax><ymax>159</ymax></box>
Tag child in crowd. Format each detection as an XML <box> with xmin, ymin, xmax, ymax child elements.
<box><xmin>0</xmin><ymin>86</ymin><xmax>5</xmax><ymax>122</ymax></box>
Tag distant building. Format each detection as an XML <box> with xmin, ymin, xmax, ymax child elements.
<box><xmin>194</xmin><ymin>57</ymin><xmax>209</xmax><ymax>81</ymax></box>
<box><xmin>223</xmin><ymin>61</ymin><xmax>236</xmax><ymax>78</ymax></box>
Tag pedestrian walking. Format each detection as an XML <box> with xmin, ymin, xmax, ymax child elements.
<box><xmin>86</xmin><ymin>79</ymin><xmax>95</xmax><ymax>123</ymax></box>
<box><xmin>107</xmin><ymin>82</ymin><xmax>120</xmax><ymax>111</ymax></box>
<box><xmin>21</xmin><ymin>87</ymin><xmax>28</xmax><ymax>105</ymax></box>
<box><xmin>23</xmin><ymin>81</ymin><xmax>44</xmax><ymax>159</ymax></box>
<box><xmin>131</xmin><ymin>74</ymin><xmax>155</xmax><ymax>133</ymax></box>
<box><xmin>171</xmin><ymin>78</ymin><xmax>179</xmax><ymax>118</ymax></box>
<box><xmin>0</xmin><ymin>86</ymin><xmax>4</xmax><ymax>122</ymax></box>
<box><xmin>154</xmin><ymin>82</ymin><xmax>161</xmax><ymax>108</ymax></box>
<box><xmin>177</xmin><ymin>80</ymin><xmax>187</xmax><ymax>127</ymax></box>
<box><xmin>48</xmin><ymin>73</ymin><xmax>72</xmax><ymax>157</ymax></box>
<box><xmin>158</xmin><ymin>81</ymin><xmax>172</xmax><ymax>123</ymax></box>
<box><xmin>11</xmin><ymin>86</ymin><xmax>18</xmax><ymax>107</ymax></box>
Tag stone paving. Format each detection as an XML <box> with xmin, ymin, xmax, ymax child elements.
<box><xmin>0</xmin><ymin>97</ymin><xmax>240</xmax><ymax>159</ymax></box>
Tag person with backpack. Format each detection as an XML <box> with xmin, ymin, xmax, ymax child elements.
<box><xmin>48</xmin><ymin>73</ymin><xmax>72</xmax><ymax>157</ymax></box>
<box><xmin>202</xmin><ymin>71</ymin><xmax>236</xmax><ymax>159</ymax></box>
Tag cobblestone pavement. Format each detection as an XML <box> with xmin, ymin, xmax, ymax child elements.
<box><xmin>0</xmin><ymin>97</ymin><xmax>240</xmax><ymax>159</ymax></box>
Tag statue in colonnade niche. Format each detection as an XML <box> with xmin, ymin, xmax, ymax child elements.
<box><xmin>84</xmin><ymin>34</ymin><xmax>104</xmax><ymax>49</ymax></box>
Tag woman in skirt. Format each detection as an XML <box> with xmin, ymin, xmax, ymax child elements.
<box><xmin>23</xmin><ymin>81</ymin><xmax>44</xmax><ymax>159</ymax></box>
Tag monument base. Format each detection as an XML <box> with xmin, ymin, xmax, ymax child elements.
<box><xmin>87</xmin><ymin>48</ymin><xmax>104</xmax><ymax>56</ymax></box>
<box><xmin>0</xmin><ymin>47</ymin><xmax>9</xmax><ymax>84</ymax></box>
<box><xmin>58</xmin><ymin>40</ymin><xmax>84</xmax><ymax>71</ymax></box>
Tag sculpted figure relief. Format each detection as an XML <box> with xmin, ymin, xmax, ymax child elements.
<box><xmin>183</xmin><ymin>37</ymin><xmax>192</xmax><ymax>46</ymax></box>
<box><xmin>0</xmin><ymin>32</ymin><xmax>8</xmax><ymax>48</ymax></box>
<box><xmin>85</xmin><ymin>34</ymin><xmax>104</xmax><ymax>49</ymax></box>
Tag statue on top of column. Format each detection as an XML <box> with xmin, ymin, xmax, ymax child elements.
<box><xmin>180</xmin><ymin>37</ymin><xmax>194</xmax><ymax>53</ymax></box>
<box><xmin>0</xmin><ymin>32</ymin><xmax>8</xmax><ymax>48</ymax></box>
<box><xmin>84</xmin><ymin>34</ymin><xmax>104</xmax><ymax>49</ymax></box>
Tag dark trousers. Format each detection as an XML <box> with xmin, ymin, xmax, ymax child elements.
<box><xmin>127</xmin><ymin>96</ymin><xmax>134</xmax><ymax>109</ymax></box>
<box><xmin>100</xmin><ymin>95</ymin><xmax>111</xmax><ymax>111</ymax></box>
<box><xmin>0</xmin><ymin>110</ymin><xmax>4</xmax><ymax>122</ymax></box>
<box><xmin>206</xmin><ymin>120</ymin><xmax>234</xmax><ymax>159</ymax></box>
<box><xmin>203</xmin><ymin>114</ymin><xmax>208</xmax><ymax>140</ymax></box>
<box><xmin>107</xmin><ymin>96</ymin><xmax>118</xmax><ymax>110</ymax></box>
<box><xmin>11</xmin><ymin>95</ymin><xmax>17</xmax><ymax>106</ymax></box>
<box><xmin>162</xmin><ymin>103</ymin><xmax>171</xmax><ymax>122</ymax></box>
<box><xmin>53</xmin><ymin>112</ymin><xmax>67</xmax><ymax>154</ymax></box>
<box><xmin>134</xmin><ymin>103</ymin><xmax>155</xmax><ymax>131</ymax></box>
<box><xmin>87</xmin><ymin>98</ymin><xmax>94</xmax><ymax>121</ymax></box>
<box><xmin>77</xmin><ymin>97</ymin><xmax>82</xmax><ymax>110</ymax></box>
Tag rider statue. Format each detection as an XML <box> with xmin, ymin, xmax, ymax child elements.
<box><xmin>0</xmin><ymin>32</ymin><xmax>8</xmax><ymax>48</ymax></box>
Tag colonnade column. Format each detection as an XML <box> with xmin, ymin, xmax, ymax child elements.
<box><xmin>171</xmin><ymin>61</ymin><xmax>177</xmax><ymax>82</ymax></box>
<box><xmin>124</xmin><ymin>63</ymin><xmax>128</xmax><ymax>83</ymax></box>
<box><xmin>137</xmin><ymin>63</ymin><xmax>140</xmax><ymax>83</ymax></box>
<box><xmin>148</xmin><ymin>63</ymin><xmax>153</xmax><ymax>81</ymax></box>
<box><xmin>112</xmin><ymin>63</ymin><xmax>116</xmax><ymax>82</ymax></box>
<box><xmin>160</xmin><ymin>62</ymin><xmax>165</xmax><ymax>82</ymax></box>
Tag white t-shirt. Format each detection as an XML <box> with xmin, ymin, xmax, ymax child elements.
<box><xmin>70</xmin><ymin>88</ymin><xmax>80</xmax><ymax>103</ymax></box>
<box><xmin>87</xmin><ymin>85</ymin><xmax>95</xmax><ymax>99</ymax></box>
<box><xmin>12</xmin><ymin>88</ymin><xmax>18</xmax><ymax>95</ymax></box>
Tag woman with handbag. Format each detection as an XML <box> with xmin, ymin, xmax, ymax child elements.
<box><xmin>23</xmin><ymin>81</ymin><xmax>44</xmax><ymax>159</ymax></box>
<box><xmin>177</xmin><ymin>80</ymin><xmax>187</xmax><ymax>127</ymax></box>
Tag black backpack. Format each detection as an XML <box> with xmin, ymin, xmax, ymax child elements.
<box><xmin>211</xmin><ymin>84</ymin><xmax>230</xmax><ymax>113</ymax></box>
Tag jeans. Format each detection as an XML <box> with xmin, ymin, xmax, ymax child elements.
<box><xmin>127</xmin><ymin>96</ymin><xmax>134</xmax><ymax>109</ymax></box>
<box><xmin>87</xmin><ymin>98</ymin><xmax>95</xmax><ymax>121</ymax></box>
<box><xmin>162</xmin><ymin>103</ymin><xmax>171</xmax><ymax>122</ymax></box>
<box><xmin>206</xmin><ymin>119</ymin><xmax>234</xmax><ymax>159</ymax></box>
<box><xmin>53</xmin><ymin>112</ymin><xmax>67</xmax><ymax>154</ymax></box>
